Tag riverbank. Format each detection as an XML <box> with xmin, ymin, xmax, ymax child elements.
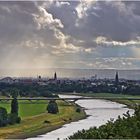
<box><xmin>0</xmin><ymin>101</ymin><xmax>86</xmax><ymax>139</ymax></box>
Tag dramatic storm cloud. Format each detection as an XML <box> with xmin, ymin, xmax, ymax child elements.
<box><xmin>0</xmin><ymin>0</ymin><xmax>140</xmax><ymax>76</ymax></box>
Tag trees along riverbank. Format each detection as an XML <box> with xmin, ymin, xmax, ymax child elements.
<box><xmin>69</xmin><ymin>105</ymin><xmax>140</xmax><ymax>139</ymax></box>
<box><xmin>66</xmin><ymin>92</ymin><xmax>140</xmax><ymax>139</ymax></box>
<box><xmin>0</xmin><ymin>100</ymin><xmax>86</xmax><ymax>139</ymax></box>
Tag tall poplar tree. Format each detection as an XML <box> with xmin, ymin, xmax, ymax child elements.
<box><xmin>11</xmin><ymin>98</ymin><xmax>18</xmax><ymax>115</ymax></box>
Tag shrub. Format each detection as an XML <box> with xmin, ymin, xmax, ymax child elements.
<box><xmin>47</xmin><ymin>100</ymin><xmax>59</xmax><ymax>114</ymax></box>
<box><xmin>76</xmin><ymin>108</ymin><xmax>81</xmax><ymax>113</ymax></box>
<box><xmin>16</xmin><ymin>116</ymin><xmax>21</xmax><ymax>123</ymax></box>
<box><xmin>44</xmin><ymin>120</ymin><xmax>50</xmax><ymax>124</ymax></box>
<box><xmin>8</xmin><ymin>113</ymin><xmax>21</xmax><ymax>125</ymax></box>
<box><xmin>0</xmin><ymin>107</ymin><xmax>8</xmax><ymax>127</ymax></box>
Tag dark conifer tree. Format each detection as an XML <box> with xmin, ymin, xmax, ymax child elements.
<box><xmin>11</xmin><ymin>98</ymin><xmax>18</xmax><ymax>115</ymax></box>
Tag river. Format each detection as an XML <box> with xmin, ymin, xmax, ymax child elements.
<box><xmin>29</xmin><ymin>94</ymin><xmax>134</xmax><ymax>140</ymax></box>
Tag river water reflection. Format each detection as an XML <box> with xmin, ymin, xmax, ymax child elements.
<box><xmin>29</xmin><ymin>94</ymin><xmax>134</xmax><ymax>140</ymax></box>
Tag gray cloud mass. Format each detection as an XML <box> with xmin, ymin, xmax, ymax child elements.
<box><xmin>0</xmin><ymin>1</ymin><xmax>140</xmax><ymax>73</ymax></box>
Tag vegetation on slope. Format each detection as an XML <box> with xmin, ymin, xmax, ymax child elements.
<box><xmin>69</xmin><ymin>105</ymin><xmax>140</xmax><ymax>139</ymax></box>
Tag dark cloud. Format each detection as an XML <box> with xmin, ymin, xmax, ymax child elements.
<box><xmin>74</xmin><ymin>1</ymin><xmax>139</xmax><ymax>42</ymax></box>
<box><xmin>43</xmin><ymin>1</ymin><xmax>140</xmax><ymax>44</ymax></box>
<box><xmin>0</xmin><ymin>1</ymin><xmax>140</xmax><ymax>71</ymax></box>
<box><xmin>0</xmin><ymin>1</ymin><xmax>38</xmax><ymax>46</ymax></box>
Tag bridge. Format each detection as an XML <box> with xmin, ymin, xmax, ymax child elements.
<box><xmin>0</xmin><ymin>97</ymin><xmax>140</xmax><ymax>103</ymax></box>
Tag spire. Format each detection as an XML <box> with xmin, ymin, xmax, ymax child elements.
<box><xmin>115</xmin><ymin>71</ymin><xmax>119</xmax><ymax>85</ymax></box>
<box><xmin>54</xmin><ymin>72</ymin><xmax>57</xmax><ymax>80</ymax></box>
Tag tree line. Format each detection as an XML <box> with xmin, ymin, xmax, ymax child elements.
<box><xmin>1</xmin><ymin>82</ymin><xmax>140</xmax><ymax>97</ymax></box>
<box><xmin>0</xmin><ymin>83</ymin><xmax>58</xmax><ymax>97</ymax></box>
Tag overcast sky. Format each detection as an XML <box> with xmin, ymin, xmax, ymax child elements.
<box><xmin>1</xmin><ymin>0</ymin><xmax>140</xmax><ymax>71</ymax></box>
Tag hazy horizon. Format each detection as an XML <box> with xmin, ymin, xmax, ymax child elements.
<box><xmin>1</xmin><ymin>68</ymin><xmax>140</xmax><ymax>80</ymax></box>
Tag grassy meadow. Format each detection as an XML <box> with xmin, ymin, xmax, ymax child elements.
<box><xmin>0</xmin><ymin>100</ymin><xmax>86</xmax><ymax>139</ymax></box>
<box><xmin>0</xmin><ymin>100</ymin><xmax>49</xmax><ymax>118</ymax></box>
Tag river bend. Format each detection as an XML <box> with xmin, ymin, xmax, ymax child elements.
<box><xmin>29</xmin><ymin>94</ymin><xmax>134</xmax><ymax>140</ymax></box>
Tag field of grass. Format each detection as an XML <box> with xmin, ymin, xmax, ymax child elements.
<box><xmin>0</xmin><ymin>100</ymin><xmax>86</xmax><ymax>139</ymax></box>
<box><xmin>0</xmin><ymin>101</ymin><xmax>49</xmax><ymax>118</ymax></box>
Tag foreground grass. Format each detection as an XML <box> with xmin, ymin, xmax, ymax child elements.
<box><xmin>0</xmin><ymin>101</ymin><xmax>86</xmax><ymax>139</ymax></box>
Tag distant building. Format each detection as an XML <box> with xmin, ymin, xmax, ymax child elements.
<box><xmin>54</xmin><ymin>72</ymin><xmax>57</xmax><ymax>80</ymax></box>
<box><xmin>91</xmin><ymin>74</ymin><xmax>97</xmax><ymax>81</ymax></box>
<box><xmin>115</xmin><ymin>71</ymin><xmax>119</xmax><ymax>85</ymax></box>
<box><xmin>37</xmin><ymin>75</ymin><xmax>47</xmax><ymax>85</ymax></box>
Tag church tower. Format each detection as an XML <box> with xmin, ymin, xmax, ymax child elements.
<box><xmin>54</xmin><ymin>72</ymin><xmax>57</xmax><ymax>80</ymax></box>
<box><xmin>115</xmin><ymin>71</ymin><xmax>119</xmax><ymax>85</ymax></box>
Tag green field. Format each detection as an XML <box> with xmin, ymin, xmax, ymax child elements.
<box><xmin>0</xmin><ymin>100</ymin><xmax>86</xmax><ymax>139</ymax></box>
<box><xmin>0</xmin><ymin>101</ymin><xmax>49</xmax><ymax>118</ymax></box>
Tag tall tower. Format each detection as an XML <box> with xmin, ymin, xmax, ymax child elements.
<box><xmin>54</xmin><ymin>72</ymin><xmax>57</xmax><ymax>80</ymax></box>
<box><xmin>115</xmin><ymin>71</ymin><xmax>119</xmax><ymax>85</ymax></box>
